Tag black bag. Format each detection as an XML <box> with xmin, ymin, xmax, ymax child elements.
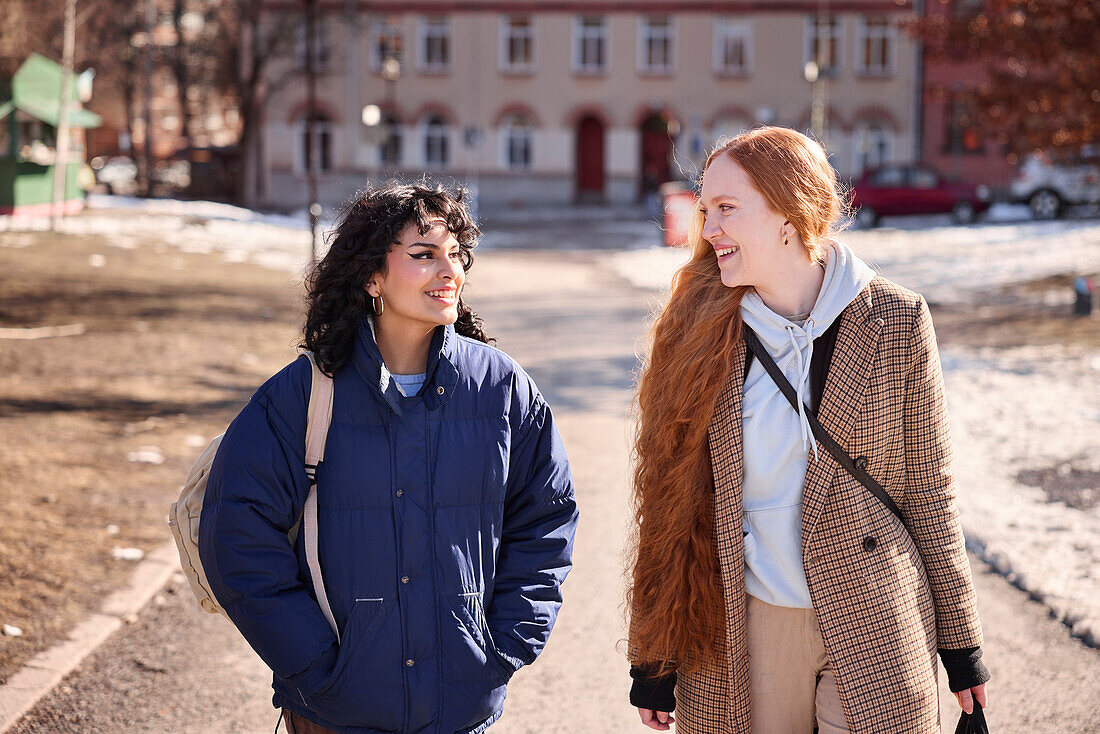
<box><xmin>955</xmin><ymin>699</ymin><xmax>988</xmax><ymax>734</ymax></box>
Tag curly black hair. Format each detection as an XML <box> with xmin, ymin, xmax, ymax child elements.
<box><xmin>301</xmin><ymin>182</ymin><xmax>492</xmax><ymax>375</ymax></box>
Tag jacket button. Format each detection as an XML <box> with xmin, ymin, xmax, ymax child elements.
<box><xmin>437</xmin><ymin>386</ymin><xmax>445</xmax><ymax>395</ymax></box>
<box><xmin>401</xmin><ymin>576</ymin><xmax>409</xmax><ymax>584</ymax></box>
<box><xmin>854</xmin><ymin>456</ymin><xmax>869</xmax><ymax>471</ymax></box>
<box><xmin>406</xmin><ymin>659</ymin><xmax>415</xmax><ymax>667</ymax></box>
<box><xmin>396</xmin><ymin>489</ymin><xmax>404</xmax><ymax>497</ymax></box>
<box><xmin>862</xmin><ymin>535</ymin><xmax>878</xmax><ymax>552</ymax></box>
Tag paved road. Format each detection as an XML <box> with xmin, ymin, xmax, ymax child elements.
<box><xmin>14</xmin><ymin>250</ymin><xmax>1100</xmax><ymax>733</ymax></box>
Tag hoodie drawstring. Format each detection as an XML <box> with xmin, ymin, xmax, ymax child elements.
<box><xmin>784</xmin><ymin>318</ymin><xmax>819</xmax><ymax>462</ymax></box>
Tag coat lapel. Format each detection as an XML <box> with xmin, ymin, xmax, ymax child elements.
<box><xmin>801</xmin><ymin>283</ymin><xmax>883</xmax><ymax>540</ymax></box>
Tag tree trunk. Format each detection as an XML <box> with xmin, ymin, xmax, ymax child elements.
<box><xmin>172</xmin><ymin>0</ymin><xmax>193</xmax><ymax>154</ymax></box>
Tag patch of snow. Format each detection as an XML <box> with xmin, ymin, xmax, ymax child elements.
<box><xmin>944</xmin><ymin>344</ymin><xmax>1100</xmax><ymax>646</ymax></box>
<box><xmin>126</xmin><ymin>446</ymin><xmax>164</xmax><ymax>464</ymax></box>
<box><xmin>3</xmin><ymin>624</ymin><xmax>23</xmax><ymax>637</ymax></box>
<box><xmin>111</xmin><ymin>547</ymin><xmax>145</xmax><ymax>562</ymax></box>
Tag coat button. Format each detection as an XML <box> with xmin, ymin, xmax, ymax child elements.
<box><xmin>406</xmin><ymin>659</ymin><xmax>415</xmax><ymax>667</ymax></box>
<box><xmin>401</xmin><ymin>576</ymin><xmax>409</xmax><ymax>584</ymax></box>
<box><xmin>437</xmin><ymin>386</ymin><xmax>445</xmax><ymax>395</ymax></box>
<box><xmin>854</xmin><ymin>456</ymin><xmax>869</xmax><ymax>471</ymax></box>
<box><xmin>396</xmin><ymin>489</ymin><xmax>404</xmax><ymax>497</ymax></box>
<box><xmin>862</xmin><ymin>535</ymin><xmax>878</xmax><ymax>552</ymax></box>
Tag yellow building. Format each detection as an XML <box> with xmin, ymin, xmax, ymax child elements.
<box><xmin>256</xmin><ymin>0</ymin><xmax>917</xmax><ymax>209</ymax></box>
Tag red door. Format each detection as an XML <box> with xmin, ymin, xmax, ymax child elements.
<box><xmin>640</xmin><ymin>114</ymin><xmax>674</xmax><ymax>196</ymax></box>
<box><xmin>576</xmin><ymin>116</ymin><xmax>605</xmax><ymax>199</ymax></box>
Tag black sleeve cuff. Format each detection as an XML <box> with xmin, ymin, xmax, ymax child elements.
<box><xmin>939</xmin><ymin>646</ymin><xmax>991</xmax><ymax>693</ymax></box>
<box><xmin>629</xmin><ymin>665</ymin><xmax>677</xmax><ymax>713</ymax></box>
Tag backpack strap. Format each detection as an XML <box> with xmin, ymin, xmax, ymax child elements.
<box><xmin>302</xmin><ymin>352</ymin><xmax>339</xmax><ymax>640</ymax></box>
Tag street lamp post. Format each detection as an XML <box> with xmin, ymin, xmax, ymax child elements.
<box><xmin>305</xmin><ymin>0</ymin><xmax>320</xmax><ymax>264</ymax></box>
<box><xmin>381</xmin><ymin>57</ymin><xmax>401</xmax><ymax>171</ymax></box>
<box><xmin>803</xmin><ymin>61</ymin><xmax>825</xmax><ymax>143</ymax></box>
<box><xmin>805</xmin><ymin>5</ymin><xmax>829</xmax><ymax>144</ymax></box>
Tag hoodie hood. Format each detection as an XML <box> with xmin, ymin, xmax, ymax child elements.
<box><xmin>740</xmin><ymin>239</ymin><xmax>876</xmax><ymax>458</ymax></box>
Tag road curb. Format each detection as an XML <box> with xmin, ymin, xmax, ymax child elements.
<box><xmin>0</xmin><ymin>540</ymin><xmax>180</xmax><ymax>733</ymax></box>
<box><xmin>964</xmin><ymin>531</ymin><xmax>1099</xmax><ymax>650</ymax></box>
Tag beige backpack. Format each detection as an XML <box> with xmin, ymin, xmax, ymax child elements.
<box><xmin>167</xmin><ymin>352</ymin><xmax>340</xmax><ymax>638</ymax></box>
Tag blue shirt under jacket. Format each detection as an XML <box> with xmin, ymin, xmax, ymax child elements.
<box><xmin>198</xmin><ymin>320</ymin><xmax>578</xmax><ymax>734</ymax></box>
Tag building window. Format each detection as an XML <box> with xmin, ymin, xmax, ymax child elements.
<box><xmin>853</xmin><ymin>120</ymin><xmax>893</xmax><ymax>174</ymax></box>
<box><xmin>573</xmin><ymin>16</ymin><xmax>607</xmax><ymax>74</ymax></box>
<box><xmin>295</xmin><ymin>21</ymin><xmax>332</xmax><ymax>71</ymax></box>
<box><xmin>380</xmin><ymin>115</ymin><xmax>402</xmax><ymax>166</ymax></box>
<box><xmin>419</xmin><ymin>17</ymin><xmax>451</xmax><ymax>73</ymax></box>
<box><xmin>639</xmin><ymin>16</ymin><xmax>674</xmax><ymax>74</ymax></box>
<box><xmin>295</xmin><ymin>113</ymin><xmax>333</xmax><ymax>174</ymax></box>
<box><xmin>713</xmin><ymin>18</ymin><xmax>752</xmax><ymax>76</ymax></box>
<box><xmin>855</xmin><ymin>18</ymin><xmax>895</xmax><ymax>76</ymax></box>
<box><xmin>500</xmin><ymin>17</ymin><xmax>534</xmax><ymax>73</ymax></box>
<box><xmin>803</xmin><ymin>16</ymin><xmax>841</xmax><ymax>77</ymax></box>
<box><xmin>945</xmin><ymin>100</ymin><xmax>984</xmax><ymax>154</ymax></box>
<box><xmin>501</xmin><ymin>116</ymin><xmax>533</xmax><ymax>169</ymax></box>
<box><xmin>423</xmin><ymin>116</ymin><xmax>449</xmax><ymax>167</ymax></box>
<box><xmin>371</xmin><ymin>18</ymin><xmax>404</xmax><ymax>71</ymax></box>
<box><xmin>952</xmin><ymin>0</ymin><xmax>984</xmax><ymax>19</ymax></box>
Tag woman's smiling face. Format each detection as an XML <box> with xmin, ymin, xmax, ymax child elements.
<box><xmin>699</xmin><ymin>154</ymin><xmax>789</xmax><ymax>289</ymax></box>
<box><xmin>367</xmin><ymin>218</ymin><xmax>465</xmax><ymax>332</ymax></box>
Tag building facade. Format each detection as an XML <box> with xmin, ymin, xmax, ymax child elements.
<box><xmin>919</xmin><ymin>0</ymin><xmax>1015</xmax><ymax>194</ymax></box>
<box><xmin>257</xmin><ymin>0</ymin><xmax>920</xmax><ymax>210</ymax></box>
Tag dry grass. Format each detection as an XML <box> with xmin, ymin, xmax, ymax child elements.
<box><xmin>0</xmin><ymin>227</ymin><xmax>305</xmax><ymax>684</ymax></box>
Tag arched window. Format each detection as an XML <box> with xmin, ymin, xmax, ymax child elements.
<box><xmin>423</xmin><ymin>116</ymin><xmax>449</xmax><ymax>167</ymax></box>
<box><xmin>295</xmin><ymin>112</ymin><xmax>332</xmax><ymax>174</ymax></box>
<box><xmin>853</xmin><ymin>119</ymin><xmax>892</xmax><ymax>175</ymax></box>
<box><xmin>380</xmin><ymin>114</ymin><xmax>401</xmax><ymax>167</ymax></box>
<box><xmin>502</xmin><ymin>116</ymin><xmax>532</xmax><ymax>170</ymax></box>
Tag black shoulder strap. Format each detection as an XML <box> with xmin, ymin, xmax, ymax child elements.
<box><xmin>741</xmin><ymin>326</ymin><xmax>906</xmax><ymax>526</ymax></box>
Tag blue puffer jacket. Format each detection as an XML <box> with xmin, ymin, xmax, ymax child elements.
<box><xmin>198</xmin><ymin>320</ymin><xmax>578</xmax><ymax>733</ymax></box>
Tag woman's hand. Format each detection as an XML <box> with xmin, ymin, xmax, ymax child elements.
<box><xmin>637</xmin><ymin>708</ymin><xmax>675</xmax><ymax>730</ymax></box>
<box><xmin>954</xmin><ymin>683</ymin><xmax>988</xmax><ymax>714</ymax></box>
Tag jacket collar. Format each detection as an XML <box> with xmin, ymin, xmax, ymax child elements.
<box><xmin>351</xmin><ymin>317</ymin><xmax>460</xmax><ymax>415</ymax></box>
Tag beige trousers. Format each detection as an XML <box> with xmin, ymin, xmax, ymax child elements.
<box><xmin>746</xmin><ymin>595</ymin><xmax>849</xmax><ymax>734</ymax></box>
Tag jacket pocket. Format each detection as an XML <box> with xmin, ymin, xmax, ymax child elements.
<box><xmin>442</xmin><ymin>591</ymin><xmax>513</xmax><ymax>731</ymax></box>
<box><xmin>311</xmin><ymin>597</ymin><xmax>402</xmax><ymax>730</ymax></box>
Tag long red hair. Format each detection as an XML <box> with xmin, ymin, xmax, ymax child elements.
<box><xmin>628</xmin><ymin>126</ymin><xmax>846</xmax><ymax>674</ymax></box>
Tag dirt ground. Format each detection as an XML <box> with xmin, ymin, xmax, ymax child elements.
<box><xmin>0</xmin><ymin>226</ymin><xmax>307</xmax><ymax>685</ymax></box>
<box><xmin>0</xmin><ymin>222</ymin><xmax>1097</xmax><ymax>691</ymax></box>
<box><xmin>930</xmin><ymin>273</ymin><xmax>1100</xmax><ymax>350</ymax></box>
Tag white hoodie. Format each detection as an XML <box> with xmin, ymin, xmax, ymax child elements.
<box><xmin>738</xmin><ymin>240</ymin><xmax>876</xmax><ymax>608</ymax></box>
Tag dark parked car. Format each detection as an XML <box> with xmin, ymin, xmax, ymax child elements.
<box><xmin>851</xmin><ymin>165</ymin><xmax>992</xmax><ymax>227</ymax></box>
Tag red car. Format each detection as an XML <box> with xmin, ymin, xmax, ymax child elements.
<box><xmin>850</xmin><ymin>165</ymin><xmax>992</xmax><ymax>227</ymax></box>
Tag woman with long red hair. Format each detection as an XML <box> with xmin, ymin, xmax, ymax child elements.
<box><xmin>627</xmin><ymin>127</ymin><xmax>990</xmax><ymax>733</ymax></box>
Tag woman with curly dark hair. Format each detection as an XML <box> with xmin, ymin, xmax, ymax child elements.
<box><xmin>198</xmin><ymin>183</ymin><xmax>578</xmax><ymax>734</ymax></box>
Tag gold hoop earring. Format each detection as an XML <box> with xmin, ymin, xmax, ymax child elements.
<box><xmin>373</xmin><ymin>294</ymin><xmax>384</xmax><ymax>316</ymax></box>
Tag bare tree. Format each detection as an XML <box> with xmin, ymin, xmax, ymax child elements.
<box><xmin>908</xmin><ymin>0</ymin><xmax>1100</xmax><ymax>153</ymax></box>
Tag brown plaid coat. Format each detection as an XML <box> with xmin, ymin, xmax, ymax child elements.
<box><xmin>674</xmin><ymin>277</ymin><xmax>983</xmax><ymax>733</ymax></box>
